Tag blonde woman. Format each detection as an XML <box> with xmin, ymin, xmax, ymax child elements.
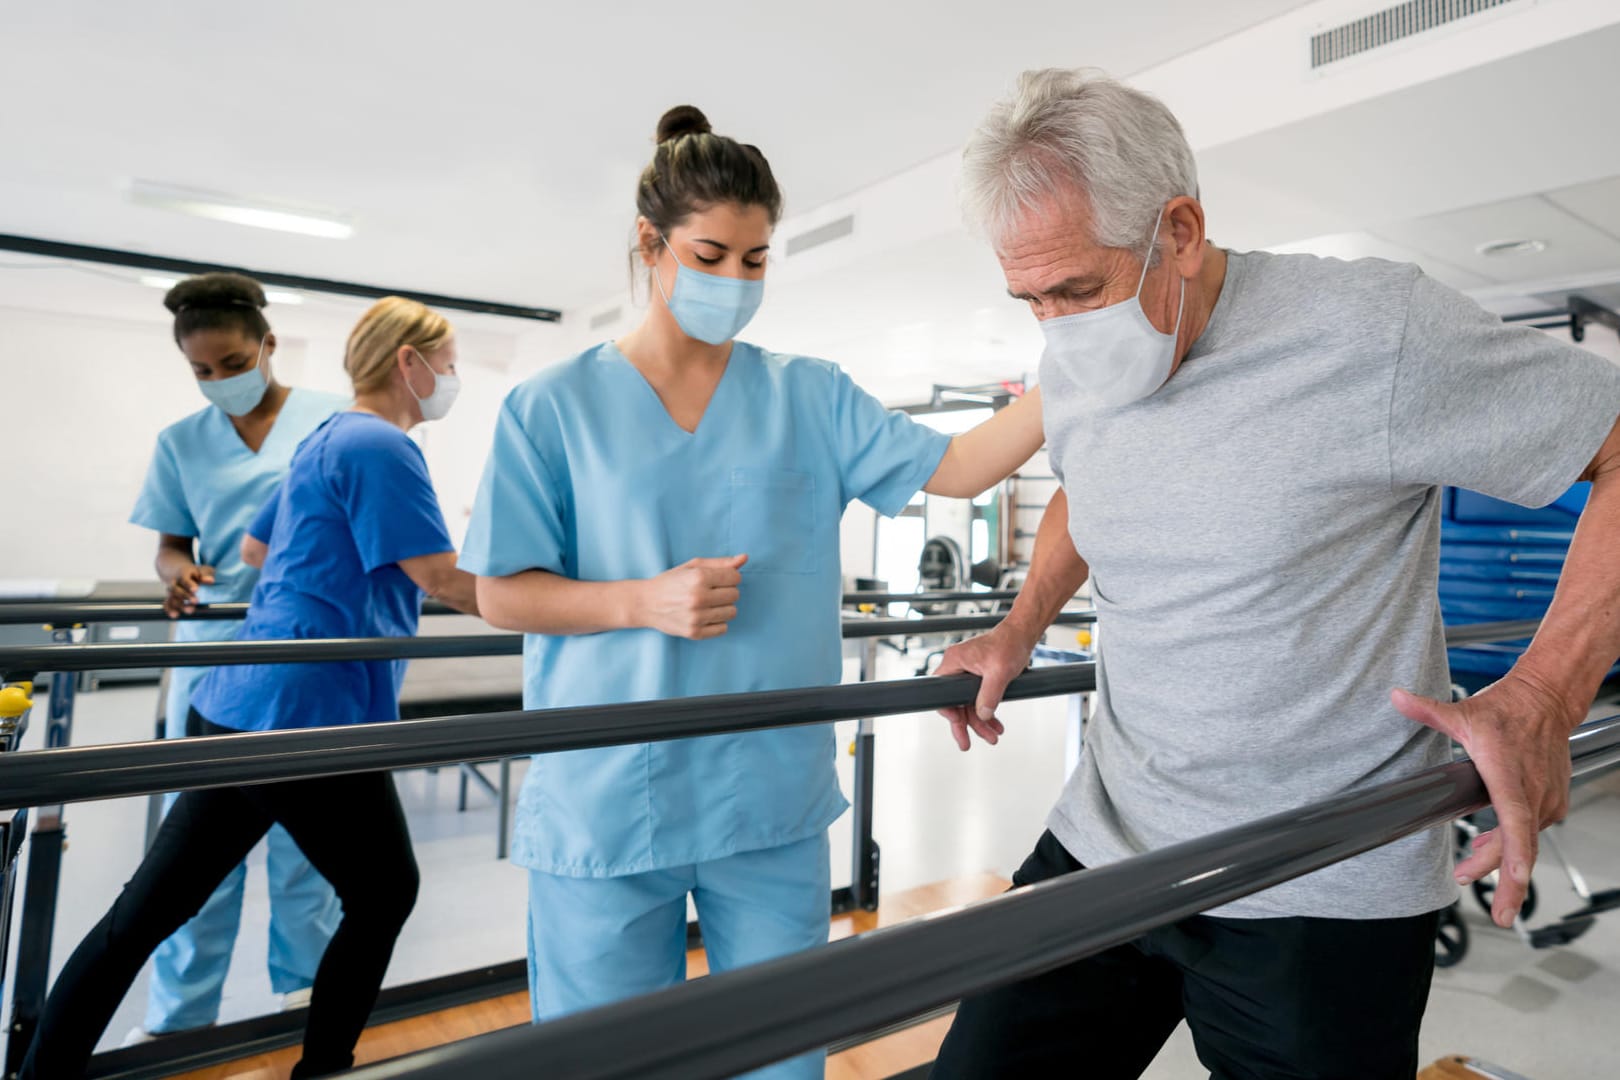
<box><xmin>21</xmin><ymin>297</ymin><xmax>479</xmax><ymax>1080</ymax></box>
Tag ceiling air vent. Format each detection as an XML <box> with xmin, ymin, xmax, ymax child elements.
<box><xmin>1311</xmin><ymin>0</ymin><xmax>1521</xmax><ymax>69</ymax></box>
<box><xmin>588</xmin><ymin>306</ymin><xmax>622</xmax><ymax>331</ymax></box>
<box><xmin>785</xmin><ymin>214</ymin><xmax>855</xmax><ymax>257</ymax></box>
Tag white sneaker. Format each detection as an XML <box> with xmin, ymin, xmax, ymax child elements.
<box><xmin>281</xmin><ymin>987</ymin><xmax>313</xmax><ymax>1011</ymax></box>
<box><xmin>122</xmin><ymin>1023</ymin><xmax>212</xmax><ymax>1046</ymax></box>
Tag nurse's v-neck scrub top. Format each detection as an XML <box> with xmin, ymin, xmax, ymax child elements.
<box><xmin>460</xmin><ymin>342</ymin><xmax>951</xmax><ymax>878</ymax></box>
<box><xmin>130</xmin><ymin>388</ymin><xmax>349</xmax><ymax>648</ymax></box>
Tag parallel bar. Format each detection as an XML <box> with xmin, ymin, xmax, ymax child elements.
<box><xmin>842</xmin><ymin>612</ymin><xmax>1093</xmax><ymax>639</ymax></box>
<box><xmin>0</xmin><ymin>613</ymin><xmax>1101</xmax><ymax>672</ymax></box>
<box><xmin>348</xmin><ymin>716</ymin><xmax>1620</xmax><ymax>1080</ymax></box>
<box><xmin>1443</xmin><ymin>619</ymin><xmax>1542</xmax><ymax>646</ymax></box>
<box><xmin>0</xmin><ymin>234</ymin><xmax>562</xmax><ymax>322</ymax></box>
<box><xmin>841</xmin><ymin>591</ymin><xmax>1022</xmax><ymax>605</ymax></box>
<box><xmin>0</xmin><ymin>600</ymin><xmax>457</xmax><ymax>626</ymax></box>
<box><xmin>0</xmin><ymin>666</ymin><xmax>1096</xmax><ymax>811</ymax></box>
<box><xmin>0</xmin><ymin>634</ymin><xmax>523</xmax><ymax>673</ymax></box>
<box><xmin>1</xmin><ymin>594</ymin><xmax>1026</xmax><ymax>626</ymax></box>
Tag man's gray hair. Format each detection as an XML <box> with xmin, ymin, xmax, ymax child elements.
<box><xmin>962</xmin><ymin>68</ymin><xmax>1199</xmax><ymax>253</ymax></box>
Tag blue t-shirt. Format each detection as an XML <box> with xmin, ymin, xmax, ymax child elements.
<box><xmin>129</xmin><ymin>388</ymin><xmax>348</xmax><ymax>648</ymax></box>
<box><xmin>193</xmin><ymin>412</ymin><xmax>454</xmax><ymax>732</ymax></box>
<box><xmin>459</xmin><ymin>342</ymin><xmax>951</xmax><ymax>876</ymax></box>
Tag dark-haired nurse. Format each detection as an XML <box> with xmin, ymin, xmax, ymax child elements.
<box><xmin>462</xmin><ymin>105</ymin><xmax>1044</xmax><ymax>1079</ymax></box>
<box><xmin>128</xmin><ymin>272</ymin><xmax>342</xmax><ymax>1040</ymax></box>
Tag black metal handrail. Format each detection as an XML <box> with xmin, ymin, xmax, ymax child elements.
<box><xmin>344</xmin><ymin>714</ymin><xmax>1620</xmax><ymax>1080</ymax></box>
<box><xmin>0</xmin><ymin>665</ymin><xmax>1096</xmax><ymax>812</ymax></box>
<box><xmin>843</xmin><ymin>590</ymin><xmax>1022</xmax><ymax>605</ymax></box>
<box><xmin>0</xmin><ymin>591</ymin><xmax>1036</xmax><ymax>626</ymax></box>
<box><xmin>0</xmin><ymin>614</ymin><xmax>1522</xmax><ymax>674</ymax></box>
<box><xmin>0</xmin><ymin>612</ymin><xmax>1098</xmax><ymax>674</ymax></box>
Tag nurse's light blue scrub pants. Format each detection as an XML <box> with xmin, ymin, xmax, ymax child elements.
<box><xmin>527</xmin><ymin>831</ymin><xmax>831</xmax><ymax>1080</ymax></box>
<box><xmin>144</xmin><ymin>668</ymin><xmax>342</xmax><ymax>1033</ymax></box>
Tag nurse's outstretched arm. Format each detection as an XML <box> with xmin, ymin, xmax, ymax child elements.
<box><xmin>476</xmin><ymin>555</ymin><xmax>745</xmax><ymax>640</ymax></box>
<box><xmin>924</xmin><ymin>388</ymin><xmax>1045</xmax><ymax>499</ymax></box>
<box><xmin>399</xmin><ymin>552</ymin><xmax>480</xmax><ymax>616</ymax></box>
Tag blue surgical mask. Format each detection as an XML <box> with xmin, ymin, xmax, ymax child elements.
<box><xmin>198</xmin><ymin>337</ymin><xmax>270</xmax><ymax>416</ymax></box>
<box><xmin>653</xmin><ymin>235</ymin><xmax>765</xmax><ymax>345</ymax></box>
<box><xmin>1038</xmin><ymin>206</ymin><xmax>1185</xmax><ymax>410</ymax></box>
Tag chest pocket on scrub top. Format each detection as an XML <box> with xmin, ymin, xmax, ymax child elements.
<box><xmin>728</xmin><ymin>468</ymin><xmax>816</xmax><ymax>574</ymax></box>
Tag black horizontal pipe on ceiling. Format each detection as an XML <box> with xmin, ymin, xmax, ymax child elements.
<box><xmin>0</xmin><ymin>234</ymin><xmax>561</xmax><ymax>322</ymax></box>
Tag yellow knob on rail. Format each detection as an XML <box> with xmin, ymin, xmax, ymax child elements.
<box><xmin>1076</xmin><ymin>630</ymin><xmax>1093</xmax><ymax>648</ymax></box>
<box><xmin>0</xmin><ymin>685</ymin><xmax>33</xmax><ymax>719</ymax></box>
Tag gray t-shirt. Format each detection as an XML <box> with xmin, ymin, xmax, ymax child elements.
<box><xmin>1040</xmin><ymin>249</ymin><xmax>1620</xmax><ymax>919</ymax></box>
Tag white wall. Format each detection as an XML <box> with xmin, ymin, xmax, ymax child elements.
<box><xmin>0</xmin><ymin>288</ymin><xmax>559</xmax><ymax>584</ymax></box>
<box><xmin>0</xmin><ymin>304</ymin><xmax>272</xmax><ymax>582</ymax></box>
<box><xmin>4</xmin><ymin>275</ymin><xmax>1617</xmax><ymax>590</ymax></box>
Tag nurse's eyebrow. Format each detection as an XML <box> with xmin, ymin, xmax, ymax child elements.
<box><xmin>693</xmin><ymin>237</ymin><xmax>772</xmax><ymax>254</ymax></box>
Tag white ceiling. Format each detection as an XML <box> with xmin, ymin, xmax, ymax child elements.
<box><xmin>1196</xmin><ymin>17</ymin><xmax>1620</xmax><ymax>248</ymax></box>
<box><xmin>0</xmin><ymin>0</ymin><xmax>1311</xmax><ymax>311</ymax></box>
<box><xmin>6</xmin><ymin>3</ymin><xmax>1620</xmax><ymax>402</ymax></box>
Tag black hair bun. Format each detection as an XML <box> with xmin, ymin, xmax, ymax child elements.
<box><xmin>163</xmin><ymin>272</ymin><xmax>268</xmax><ymax>315</ymax></box>
<box><xmin>656</xmin><ymin>105</ymin><xmax>712</xmax><ymax>144</ymax></box>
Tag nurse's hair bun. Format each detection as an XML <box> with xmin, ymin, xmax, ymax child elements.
<box><xmin>656</xmin><ymin>105</ymin><xmax>712</xmax><ymax>144</ymax></box>
<box><xmin>164</xmin><ymin>272</ymin><xmax>271</xmax><ymax>345</ymax></box>
<box><xmin>163</xmin><ymin>272</ymin><xmax>268</xmax><ymax>315</ymax></box>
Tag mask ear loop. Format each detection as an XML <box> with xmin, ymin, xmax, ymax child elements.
<box><xmin>651</xmin><ymin>234</ymin><xmax>682</xmax><ymax>307</ymax></box>
<box><xmin>402</xmin><ymin>345</ymin><xmax>438</xmax><ymax>405</ymax></box>
<box><xmin>1138</xmin><ymin>206</ymin><xmax>1187</xmax><ymax>341</ymax></box>
<box><xmin>1133</xmin><ymin>206</ymin><xmax>1167</xmax><ymax>298</ymax></box>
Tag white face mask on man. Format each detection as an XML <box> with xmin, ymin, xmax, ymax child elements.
<box><xmin>1038</xmin><ymin>206</ymin><xmax>1186</xmax><ymax>410</ymax></box>
<box><xmin>404</xmin><ymin>347</ymin><xmax>461</xmax><ymax>421</ymax></box>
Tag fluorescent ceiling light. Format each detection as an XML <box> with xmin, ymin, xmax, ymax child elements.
<box><xmin>137</xmin><ymin>273</ymin><xmax>303</xmax><ymax>305</ymax></box>
<box><xmin>1476</xmin><ymin>238</ymin><xmax>1547</xmax><ymax>258</ymax></box>
<box><xmin>128</xmin><ymin>181</ymin><xmax>354</xmax><ymax>240</ymax></box>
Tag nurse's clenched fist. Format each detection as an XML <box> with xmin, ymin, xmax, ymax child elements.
<box><xmin>639</xmin><ymin>555</ymin><xmax>747</xmax><ymax>640</ymax></box>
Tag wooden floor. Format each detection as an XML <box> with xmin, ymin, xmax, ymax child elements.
<box><xmin>171</xmin><ymin>874</ymin><xmax>1010</xmax><ymax>1080</ymax></box>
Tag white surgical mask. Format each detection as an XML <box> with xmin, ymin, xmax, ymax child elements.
<box><xmin>1038</xmin><ymin>207</ymin><xmax>1186</xmax><ymax>410</ymax></box>
<box><xmin>405</xmin><ymin>347</ymin><xmax>461</xmax><ymax>421</ymax></box>
<box><xmin>199</xmin><ymin>337</ymin><xmax>270</xmax><ymax>416</ymax></box>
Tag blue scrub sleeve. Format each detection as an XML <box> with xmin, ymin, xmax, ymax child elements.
<box><xmin>247</xmin><ymin>484</ymin><xmax>280</xmax><ymax>544</ymax></box>
<box><xmin>330</xmin><ymin>425</ymin><xmax>453</xmax><ymax>573</ymax></box>
<box><xmin>830</xmin><ymin>368</ymin><xmax>952</xmax><ymax>517</ymax></box>
<box><xmin>129</xmin><ymin>434</ymin><xmax>197</xmax><ymax>537</ymax></box>
<box><xmin>459</xmin><ymin>396</ymin><xmax>570</xmax><ymax>578</ymax></box>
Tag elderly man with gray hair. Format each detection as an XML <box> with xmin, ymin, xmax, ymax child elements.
<box><xmin>931</xmin><ymin>68</ymin><xmax>1620</xmax><ymax>1078</ymax></box>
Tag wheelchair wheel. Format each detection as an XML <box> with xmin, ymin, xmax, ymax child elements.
<box><xmin>1472</xmin><ymin>876</ymin><xmax>1538</xmax><ymax>922</ymax></box>
<box><xmin>1435</xmin><ymin>903</ymin><xmax>1469</xmax><ymax>969</ymax></box>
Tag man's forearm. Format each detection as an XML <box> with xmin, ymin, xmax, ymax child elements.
<box><xmin>1002</xmin><ymin>487</ymin><xmax>1090</xmax><ymax>648</ymax></box>
<box><xmin>1517</xmin><ymin>434</ymin><xmax>1620</xmax><ymax>725</ymax></box>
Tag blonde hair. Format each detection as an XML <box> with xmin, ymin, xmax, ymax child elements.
<box><xmin>344</xmin><ymin>296</ymin><xmax>454</xmax><ymax>394</ymax></box>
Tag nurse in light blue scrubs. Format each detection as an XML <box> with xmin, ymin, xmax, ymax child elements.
<box><xmin>461</xmin><ymin>105</ymin><xmax>1044</xmax><ymax>1078</ymax></box>
<box><xmin>128</xmin><ymin>272</ymin><xmax>344</xmax><ymax>1039</ymax></box>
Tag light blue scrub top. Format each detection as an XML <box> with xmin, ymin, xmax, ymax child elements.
<box><xmin>129</xmin><ymin>388</ymin><xmax>349</xmax><ymax>647</ymax></box>
<box><xmin>460</xmin><ymin>342</ymin><xmax>951</xmax><ymax>878</ymax></box>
